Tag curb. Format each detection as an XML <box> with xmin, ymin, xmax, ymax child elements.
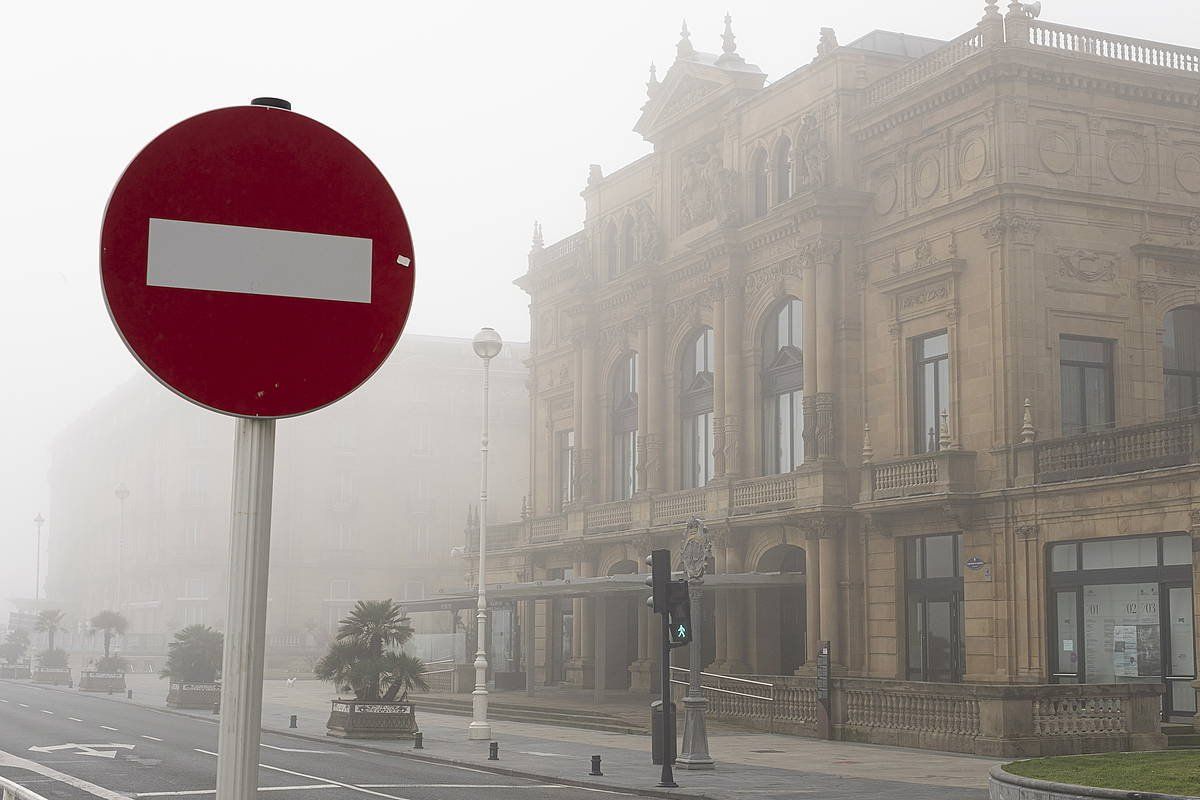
<box><xmin>989</xmin><ymin>763</ymin><xmax>1200</xmax><ymax>800</ymax></box>
<box><xmin>0</xmin><ymin>679</ymin><xmax>711</xmax><ymax>799</ymax></box>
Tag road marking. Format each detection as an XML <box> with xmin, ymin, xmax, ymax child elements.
<box><xmin>360</xmin><ymin>785</ymin><xmax>568</xmax><ymax>789</ymax></box>
<box><xmin>68</xmin><ymin>717</ymin><xmax>83</xmax><ymax>722</ymax></box>
<box><xmin>29</xmin><ymin>743</ymin><xmax>135</xmax><ymax>759</ymax></box>
<box><xmin>99</xmin><ymin>725</ymin><xmax>119</xmax><ymax>731</ymax></box>
<box><xmin>0</xmin><ymin>746</ymin><xmax>129</xmax><ymax>799</ymax></box>
<box><xmin>195</xmin><ymin>749</ymin><xmax>413</xmax><ymax>799</ymax></box>
<box><xmin>147</xmin><ymin>218</ymin><xmax>373</xmax><ymax>303</ymax></box>
<box><xmin>520</xmin><ymin>751</ymin><xmax>572</xmax><ymax>758</ymax></box>
<box><xmin>18</xmin><ymin>703</ymin><xmax>29</xmax><ymax>708</ymax></box>
<box><xmin>0</xmin><ymin>698</ymin><xmax>8</xmax><ymax>702</ymax></box>
<box><xmin>141</xmin><ymin>735</ymin><xmax>163</xmax><ymax>742</ymax></box>
<box><xmin>260</xmin><ymin>743</ymin><xmax>333</xmax><ymax>753</ymax></box>
<box><xmin>41</xmin><ymin>709</ymin><xmax>54</xmax><ymax>714</ymax></box>
<box><xmin>135</xmin><ymin>787</ymin><xmax>338</xmax><ymax>797</ymax></box>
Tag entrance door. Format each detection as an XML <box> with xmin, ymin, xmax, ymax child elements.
<box><xmin>1166</xmin><ymin>584</ymin><xmax>1196</xmax><ymax>716</ymax></box>
<box><xmin>907</xmin><ymin>591</ymin><xmax>964</xmax><ymax>682</ymax></box>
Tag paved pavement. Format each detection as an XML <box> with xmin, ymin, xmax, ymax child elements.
<box><xmin>2</xmin><ymin>676</ymin><xmax>996</xmax><ymax>799</ymax></box>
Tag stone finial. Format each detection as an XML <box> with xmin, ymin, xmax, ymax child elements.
<box><xmin>646</xmin><ymin>61</ymin><xmax>660</xmax><ymax>97</ymax></box>
<box><xmin>676</xmin><ymin>19</ymin><xmax>695</xmax><ymax>60</ymax></box>
<box><xmin>587</xmin><ymin>164</ymin><xmax>603</xmax><ymax>186</ymax></box>
<box><xmin>982</xmin><ymin>0</ymin><xmax>1002</xmax><ymax>19</ymax></box>
<box><xmin>861</xmin><ymin>423</ymin><xmax>874</xmax><ymax>464</ymax></box>
<box><xmin>1020</xmin><ymin>398</ymin><xmax>1036</xmax><ymax>444</ymax></box>
<box><xmin>531</xmin><ymin>221</ymin><xmax>543</xmax><ymax>251</ymax></box>
<box><xmin>938</xmin><ymin>409</ymin><xmax>951</xmax><ymax>450</ymax></box>
<box><xmin>816</xmin><ymin>27</ymin><xmax>839</xmax><ymax>58</ymax></box>
<box><xmin>716</xmin><ymin>13</ymin><xmax>745</xmax><ymax>66</ymax></box>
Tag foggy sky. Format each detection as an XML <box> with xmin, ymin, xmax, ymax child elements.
<box><xmin>0</xmin><ymin>0</ymin><xmax>1183</xmax><ymax>615</ymax></box>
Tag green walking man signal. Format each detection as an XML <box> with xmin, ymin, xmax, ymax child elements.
<box><xmin>645</xmin><ymin>549</ymin><xmax>691</xmax><ymax>648</ymax></box>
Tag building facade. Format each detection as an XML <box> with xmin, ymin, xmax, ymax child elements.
<box><xmin>45</xmin><ymin>335</ymin><xmax>528</xmax><ymax>666</ymax></box>
<box><xmin>478</xmin><ymin>3</ymin><xmax>1200</xmax><ymax>741</ymax></box>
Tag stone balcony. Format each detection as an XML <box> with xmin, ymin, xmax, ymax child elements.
<box><xmin>1016</xmin><ymin>416</ymin><xmax>1200</xmax><ymax>485</ymax></box>
<box><xmin>858</xmin><ymin>449</ymin><xmax>977</xmax><ymax>502</ymax></box>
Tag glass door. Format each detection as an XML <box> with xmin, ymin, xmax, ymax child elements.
<box><xmin>1166</xmin><ymin>584</ymin><xmax>1196</xmax><ymax>716</ymax></box>
<box><xmin>907</xmin><ymin>591</ymin><xmax>964</xmax><ymax>682</ymax></box>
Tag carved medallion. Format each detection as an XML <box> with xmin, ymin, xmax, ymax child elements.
<box><xmin>1176</xmin><ymin>152</ymin><xmax>1200</xmax><ymax>194</ymax></box>
<box><xmin>874</xmin><ymin>173</ymin><xmax>898</xmax><ymax>216</ymax></box>
<box><xmin>1057</xmin><ymin>248</ymin><xmax>1117</xmax><ymax>283</ymax></box>
<box><xmin>958</xmin><ymin>137</ymin><xmax>987</xmax><ymax>183</ymax></box>
<box><xmin>915</xmin><ymin>155</ymin><xmax>940</xmax><ymax>199</ymax></box>
<box><xmin>1038</xmin><ymin>131</ymin><xmax>1076</xmax><ymax>175</ymax></box>
<box><xmin>1108</xmin><ymin>141</ymin><xmax>1145</xmax><ymax>184</ymax></box>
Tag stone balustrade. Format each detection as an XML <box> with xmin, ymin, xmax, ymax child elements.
<box><xmin>1024</xmin><ymin>20</ymin><xmax>1200</xmax><ymax>72</ymax></box>
<box><xmin>585</xmin><ymin>500</ymin><xmax>633</xmax><ymax>532</ymax></box>
<box><xmin>651</xmin><ymin>488</ymin><xmax>707</xmax><ymax>525</ymax></box>
<box><xmin>678</xmin><ymin>674</ymin><xmax>1163</xmax><ymax>756</ymax></box>
<box><xmin>860</xmin><ymin>450</ymin><xmax>977</xmax><ymax>501</ymax></box>
<box><xmin>530</xmin><ymin>230</ymin><xmax>586</xmax><ymax>270</ymax></box>
<box><xmin>864</xmin><ymin>26</ymin><xmax>988</xmax><ymax>107</ymax></box>
<box><xmin>530</xmin><ymin>514</ymin><xmax>566</xmax><ymax>542</ymax></box>
<box><xmin>1016</xmin><ymin>416</ymin><xmax>1200</xmax><ymax>485</ymax></box>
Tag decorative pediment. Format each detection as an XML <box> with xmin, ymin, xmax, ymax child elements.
<box><xmin>766</xmin><ymin>345</ymin><xmax>803</xmax><ymax>372</ymax></box>
<box><xmin>634</xmin><ymin>58</ymin><xmax>765</xmax><ymax>143</ymax></box>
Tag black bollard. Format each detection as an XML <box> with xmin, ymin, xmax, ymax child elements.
<box><xmin>127</xmin><ymin>689</ymin><xmax>133</xmax><ymax>700</ymax></box>
<box><xmin>289</xmin><ymin>714</ymin><xmax>297</xmax><ymax>729</ymax></box>
<box><xmin>589</xmin><ymin>755</ymin><xmax>603</xmax><ymax>776</ymax></box>
<box><xmin>413</xmin><ymin>732</ymin><xmax>423</xmax><ymax>750</ymax></box>
<box><xmin>488</xmin><ymin>741</ymin><xmax>499</xmax><ymax>761</ymax></box>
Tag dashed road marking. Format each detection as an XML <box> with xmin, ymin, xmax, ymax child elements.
<box><xmin>68</xmin><ymin>717</ymin><xmax>83</xmax><ymax>722</ymax></box>
<box><xmin>0</xmin><ymin>698</ymin><xmax>8</xmax><ymax>702</ymax></box>
<box><xmin>141</xmin><ymin>735</ymin><xmax>163</xmax><ymax>742</ymax></box>
<box><xmin>99</xmin><ymin>725</ymin><xmax>119</xmax><ymax>731</ymax></box>
<box><xmin>195</xmin><ymin>749</ymin><xmax>413</xmax><ymax>799</ymax></box>
<box><xmin>135</xmin><ymin>787</ymin><xmax>337</xmax><ymax>797</ymax></box>
<box><xmin>18</xmin><ymin>703</ymin><xmax>29</xmax><ymax>708</ymax></box>
<box><xmin>41</xmin><ymin>710</ymin><xmax>54</xmax><ymax>714</ymax></box>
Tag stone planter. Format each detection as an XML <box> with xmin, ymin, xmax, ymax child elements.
<box><xmin>326</xmin><ymin>698</ymin><xmax>419</xmax><ymax>739</ymax></box>
<box><xmin>166</xmin><ymin>681</ymin><xmax>220</xmax><ymax>709</ymax></box>
<box><xmin>988</xmin><ymin>764</ymin><xmax>1200</xmax><ymax>800</ymax></box>
<box><xmin>0</xmin><ymin>665</ymin><xmax>31</xmax><ymax>679</ymax></box>
<box><xmin>79</xmin><ymin>672</ymin><xmax>127</xmax><ymax>693</ymax></box>
<box><xmin>32</xmin><ymin>667</ymin><xmax>72</xmax><ymax>686</ymax></box>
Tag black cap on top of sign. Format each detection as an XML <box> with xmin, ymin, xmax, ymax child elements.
<box><xmin>251</xmin><ymin>97</ymin><xmax>292</xmax><ymax>110</ymax></box>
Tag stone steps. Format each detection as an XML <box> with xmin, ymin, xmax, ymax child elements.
<box><xmin>1162</xmin><ymin>723</ymin><xmax>1200</xmax><ymax>749</ymax></box>
<box><xmin>414</xmin><ymin>695</ymin><xmax>647</xmax><ymax>735</ymax></box>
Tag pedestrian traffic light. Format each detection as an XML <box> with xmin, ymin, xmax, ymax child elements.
<box><xmin>645</xmin><ymin>549</ymin><xmax>670</xmax><ymax>614</ymax></box>
<box><xmin>666</xmin><ymin>580</ymin><xmax>691</xmax><ymax>647</ymax></box>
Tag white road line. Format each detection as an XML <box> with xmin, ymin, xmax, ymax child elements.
<box><xmin>41</xmin><ymin>709</ymin><xmax>54</xmax><ymax>714</ymax></box>
<box><xmin>18</xmin><ymin>703</ymin><xmax>29</xmax><ymax>708</ymax></box>
<box><xmin>99</xmin><ymin>725</ymin><xmax>119</xmax><ymax>731</ymax></box>
<box><xmin>135</xmin><ymin>786</ymin><xmax>337</xmax><ymax>797</ymax></box>
<box><xmin>0</xmin><ymin>746</ymin><xmax>129</xmax><ymax>799</ymax></box>
<box><xmin>194</xmin><ymin>749</ymin><xmax>413</xmax><ymax>799</ymax></box>
<box><xmin>260</xmin><ymin>743</ymin><xmax>333</xmax><ymax>753</ymax></box>
<box><xmin>140</xmin><ymin>735</ymin><xmax>163</xmax><ymax>742</ymax></box>
<box><xmin>68</xmin><ymin>717</ymin><xmax>83</xmax><ymax>722</ymax></box>
<box><xmin>359</xmin><ymin>785</ymin><xmax>561</xmax><ymax>789</ymax></box>
<box><xmin>0</xmin><ymin>698</ymin><xmax>8</xmax><ymax>702</ymax></box>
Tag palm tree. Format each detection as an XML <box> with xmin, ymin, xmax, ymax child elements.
<box><xmin>315</xmin><ymin>599</ymin><xmax>427</xmax><ymax>701</ymax></box>
<box><xmin>161</xmin><ymin>625</ymin><xmax>224</xmax><ymax>683</ymax></box>
<box><xmin>89</xmin><ymin>610</ymin><xmax>128</xmax><ymax>660</ymax></box>
<box><xmin>35</xmin><ymin>610</ymin><xmax>65</xmax><ymax>652</ymax></box>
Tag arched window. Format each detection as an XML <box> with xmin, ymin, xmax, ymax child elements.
<box><xmin>611</xmin><ymin>353</ymin><xmax>639</xmax><ymax>499</ymax></box>
<box><xmin>681</xmin><ymin>328</ymin><xmax>715</xmax><ymax>488</ymax></box>
<box><xmin>751</xmin><ymin>147</ymin><xmax>769</xmax><ymax>220</ymax></box>
<box><xmin>604</xmin><ymin>220</ymin><xmax>619</xmax><ymax>279</ymax></box>
<box><xmin>621</xmin><ymin>214</ymin><xmax>637</xmax><ymax>272</ymax></box>
<box><xmin>762</xmin><ymin>298</ymin><xmax>804</xmax><ymax>473</ymax></box>
<box><xmin>773</xmin><ymin>136</ymin><xmax>793</xmax><ymax>205</ymax></box>
<box><xmin>1164</xmin><ymin>306</ymin><xmax>1200</xmax><ymax>416</ymax></box>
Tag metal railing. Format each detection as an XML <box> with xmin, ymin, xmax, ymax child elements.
<box><xmin>669</xmin><ymin>668</ymin><xmax>781</xmax><ymax>729</ymax></box>
<box><xmin>421</xmin><ymin>658</ymin><xmax>458</xmax><ymax>693</ymax></box>
<box><xmin>0</xmin><ymin>777</ymin><xmax>50</xmax><ymax>800</ymax></box>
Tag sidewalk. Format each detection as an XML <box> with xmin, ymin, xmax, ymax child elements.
<box><xmin>124</xmin><ymin>674</ymin><xmax>994</xmax><ymax>800</ymax></box>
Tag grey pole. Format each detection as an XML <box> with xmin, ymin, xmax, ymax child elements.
<box><xmin>677</xmin><ymin>518</ymin><xmax>714</xmax><ymax>769</ymax></box>
<box><xmin>215</xmin><ymin>417</ymin><xmax>276</xmax><ymax>799</ymax></box>
<box><xmin>114</xmin><ymin>484</ymin><xmax>129</xmax><ymax>611</ymax></box>
<box><xmin>33</xmin><ymin>514</ymin><xmax>44</xmax><ymax>603</ymax></box>
<box><xmin>470</xmin><ymin>327</ymin><xmax>502</xmax><ymax>739</ymax></box>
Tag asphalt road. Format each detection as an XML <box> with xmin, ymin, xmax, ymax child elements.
<box><xmin>0</xmin><ymin>681</ymin><xmax>638</xmax><ymax>799</ymax></box>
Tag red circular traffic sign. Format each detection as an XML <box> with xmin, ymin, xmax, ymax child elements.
<box><xmin>101</xmin><ymin>104</ymin><xmax>414</xmax><ymax>418</ymax></box>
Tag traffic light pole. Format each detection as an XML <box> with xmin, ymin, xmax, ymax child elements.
<box><xmin>658</xmin><ymin>612</ymin><xmax>677</xmax><ymax>789</ymax></box>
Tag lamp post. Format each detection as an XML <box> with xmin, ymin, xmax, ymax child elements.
<box><xmin>677</xmin><ymin>517</ymin><xmax>715</xmax><ymax>769</ymax></box>
<box><xmin>114</xmin><ymin>483</ymin><xmax>129</xmax><ymax>611</ymax></box>
<box><xmin>33</xmin><ymin>513</ymin><xmax>45</xmax><ymax>603</ymax></box>
<box><xmin>469</xmin><ymin>327</ymin><xmax>502</xmax><ymax>741</ymax></box>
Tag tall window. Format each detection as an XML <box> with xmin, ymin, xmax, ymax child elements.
<box><xmin>557</xmin><ymin>429</ymin><xmax>575</xmax><ymax>510</ymax></box>
<box><xmin>1164</xmin><ymin>307</ymin><xmax>1200</xmax><ymax>417</ymax></box>
<box><xmin>1060</xmin><ymin>336</ymin><xmax>1114</xmax><ymax>436</ymax></box>
<box><xmin>611</xmin><ymin>354</ymin><xmax>638</xmax><ymax>499</ymax></box>
<box><xmin>905</xmin><ymin>534</ymin><xmax>965</xmax><ymax>683</ymax></box>
<box><xmin>751</xmin><ymin>147</ymin><xmax>769</xmax><ymax>219</ymax></box>
<box><xmin>621</xmin><ymin>214</ymin><xmax>637</xmax><ymax>272</ymax></box>
<box><xmin>682</xmin><ymin>328</ymin><xmax>716</xmax><ymax>488</ymax></box>
<box><xmin>763</xmin><ymin>298</ymin><xmax>804</xmax><ymax>473</ymax></box>
<box><xmin>912</xmin><ymin>332</ymin><xmax>950</xmax><ymax>453</ymax></box>
<box><xmin>773</xmin><ymin>135</ymin><xmax>793</xmax><ymax>205</ymax></box>
<box><xmin>604</xmin><ymin>220</ymin><xmax>619</xmax><ymax>280</ymax></box>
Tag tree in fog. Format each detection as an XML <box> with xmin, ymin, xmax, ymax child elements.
<box><xmin>315</xmin><ymin>599</ymin><xmax>427</xmax><ymax>701</ymax></box>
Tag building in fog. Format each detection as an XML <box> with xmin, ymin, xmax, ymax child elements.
<box><xmin>45</xmin><ymin>334</ymin><xmax>528</xmax><ymax>664</ymax></box>
<box><xmin>468</xmin><ymin>4</ymin><xmax>1200</xmax><ymax>750</ymax></box>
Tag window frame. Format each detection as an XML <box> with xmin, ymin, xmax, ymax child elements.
<box><xmin>762</xmin><ymin>298</ymin><xmax>805</xmax><ymax>474</ymax></box>
<box><xmin>1059</xmin><ymin>335</ymin><xmax>1115</xmax><ymax>436</ymax></box>
<box><xmin>911</xmin><ymin>331</ymin><xmax>950</xmax><ymax>454</ymax></box>
<box><xmin>681</xmin><ymin>329</ymin><xmax>715</xmax><ymax>489</ymax></box>
<box><xmin>1163</xmin><ymin>307</ymin><xmax>1200</xmax><ymax>418</ymax></box>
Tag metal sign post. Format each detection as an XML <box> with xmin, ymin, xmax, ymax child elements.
<box><xmin>677</xmin><ymin>518</ymin><xmax>714</xmax><ymax>769</ymax></box>
<box><xmin>816</xmin><ymin>640</ymin><xmax>832</xmax><ymax>740</ymax></box>
<box><xmin>658</xmin><ymin>611</ymin><xmax>677</xmax><ymax>788</ymax></box>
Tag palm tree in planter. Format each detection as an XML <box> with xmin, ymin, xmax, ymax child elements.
<box><xmin>32</xmin><ymin>610</ymin><xmax>71</xmax><ymax>685</ymax></box>
<box><xmin>80</xmin><ymin>610</ymin><xmax>129</xmax><ymax>692</ymax></box>
<box><xmin>315</xmin><ymin>599</ymin><xmax>427</xmax><ymax>739</ymax></box>
<box><xmin>162</xmin><ymin>625</ymin><xmax>223</xmax><ymax>709</ymax></box>
<box><xmin>0</xmin><ymin>629</ymin><xmax>31</xmax><ymax>678</ymax></box>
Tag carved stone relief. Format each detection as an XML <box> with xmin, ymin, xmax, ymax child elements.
<box><xmin>873</xmin><ymin>171</ymin><xmax>898</xmax><ymax>215</ymax></box>
<box><xmin>1108</xmin><ymin>136</ymin><xmax>1146</xmax><ymax>184</ymax></box>
<box><xmin>1038</xmin><ymin>129</ymin><xmax>1077</xmax><ymax>175</ymax></box>
<box><xmin>914</xmin><ymin>153</ymin><xmax>941</xmax><ymax>199</ymax></box>
<box><xmin>1057</xmin><ymin>248</ymin><xmax>1117</xmax><ymax>283</ymax></box>
<box><xmin>1176</xmin><ymin>151</ymin><xmax>1200</xmax><ymax>194</ymax></box>
<box><xmin>679</xmin><ymin>143</ymin><xmax>738</xmax><ymax>231</ymax></box>
<box><xmin>958</xmin><ymin>136</ymin><xmax>987</xmax><ymax>183</ymax></box>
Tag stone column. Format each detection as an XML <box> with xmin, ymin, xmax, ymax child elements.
<box><xmin>635</xmin><ymin>318</ymin><xmax>650</xmax><ymax>494</ymax></box>
<box><xmin>646</xmin><ymin>304</ymin><xmax>667</xmax><ymax>493</ymax></box>
<box><xmin>580</xmin><ymin>333</ymin><xmax>599</xmax><ymax>504</ymax></box>
<box><xmin>723</xmin><ymin>279</ymin><xmax>745</xmax><ymax>478</ymax></box>
<box><xmin>579</xmin><ymin>557</ymin><xmax>596</xmax><ymax>688</ymax></box>
<box><xmin>818</xmin><ymin>529</ymin><xmax>841</xmax><ymax>666</ymax></box>
<box><xmin>805</xmin><ymin>535</ymin><xmax>821</xmax><ymax>667</ymax></box>
<box><xmin>807</xmin><ymin>240</ymin><xmax>842</xmax><ymax>461</ymax></box>
<box><xmin>630</xmin><ymin>543</ymin><xmax>653</xmax><ymax>691</ymax></box>
<box><xmin>711</xmin><ymin>279</ymin><xmax>728</xmax><ymax>478</ymax></box>
<box><xmin>724</xmin><ymin>539</ymin><xmax>749</xmax><ymax>674</ymax></box>
<box><xmin>801</xmin><ymin>260</ymin><xmax>819</xmax><ymax>462</ymax></box>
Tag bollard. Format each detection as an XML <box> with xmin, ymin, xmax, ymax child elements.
<box><xmin>589</xmin><ymin>755</ymin><xmax>603</xmax><ymax>776</ymax></box>
<box><xmin>413</xmin><ymin>731</ymin><xmax>423</xmax><ymax>750</ymax></box>
<box><xmin>289</xmin><ymin>715</ymin><xmax>297</xmax><ymax>729</ymax></box>
<box><xmin>488</xmin><ymin>741</ymin><xmax>499</xmax><ymax>761</ymax></box>
<box><xmin>212</xmin><ymin>702</ymin><xmax>219</xmax><ymax>715</ymax></box>
<box><xmin>127</xmin><ymin>689</ymin><xmax>133</xmax><ymax>700</ymax></box>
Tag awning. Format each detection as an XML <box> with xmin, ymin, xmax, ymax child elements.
<box><xmin>397</xmin><ymin>571</ymin><xmax>803</xmax><ymax>615</ymax></box>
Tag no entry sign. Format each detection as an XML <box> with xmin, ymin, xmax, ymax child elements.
<box><xmin>101</xmin><ymin>104</ymin><xmax>414</xmax><ymax>417</ymax></box>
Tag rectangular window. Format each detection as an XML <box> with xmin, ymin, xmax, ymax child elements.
<box><xmin>904</xmin><ymin>533</ymin><xmax>965</xmax><ymax>682</ymax></box>
<box><xmin>613</xmin><ymin>429</ymin><xmax>637</xmax><ymax>499</ymax></box>
<box><xmin>768</xmin><ymin>389</ymin><xmax>804</xmax><ymax>473</ymax></box>
<box><xmin>557</xmin><ymin>429</ymin><xmax>575</xmax><ymax>510</ymax></box>
<box><xmin>912</xmin><ymin>332</ymin><xmax>950</xmax><ymax>453</ymax></box>
<box><xmin>1059</xmin><ymin>336</ymin><xmax>1114</xmax><ymax>436</ymax></box>
<box><xmin>683</xmin><ymin>411</ymin><xmax>714</xmax><ymax>488</ymax></box>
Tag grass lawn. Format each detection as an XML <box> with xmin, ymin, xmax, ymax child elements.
<box><xmin>1005</xmin><ymin>751</ymin><xmax>1200</xmax><ymax>796</ymax></box>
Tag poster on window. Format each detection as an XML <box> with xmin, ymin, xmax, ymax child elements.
<box><xmin>1083</xmin><ymin>583</ymin><xmax>1160</xmax><ymax>682</ymax></box>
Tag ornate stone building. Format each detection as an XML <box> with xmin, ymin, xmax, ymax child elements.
<box><xmin>471</xmin><ymin>3</ymin><xmax>1200</xmax><ymax>750</ymax></box>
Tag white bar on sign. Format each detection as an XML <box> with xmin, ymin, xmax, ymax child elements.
<box><xmin>147</xmin><ymin>218</ymin><xmax>372</xmax><ymax>303</ymax></box>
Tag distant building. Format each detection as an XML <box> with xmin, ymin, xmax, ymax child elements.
<box><xmin>45</xmin><ymin>334</ymin><xmax>528</xmax><ymax>664</ymax></box>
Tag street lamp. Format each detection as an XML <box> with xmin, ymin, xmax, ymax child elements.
<box><xmin>114</xmin><ymin>483</ymin><xmax>129</xmax><ymax>611</ymax></box>
<box><xmin>469</xmin><ymin>326</ymin><xmax>502</xmax><ymax>741</ymax></box>
<box><xmin>33</xmin><ymin>513</ymin><xmax>44</xmax><ymax>603</ymax></box>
